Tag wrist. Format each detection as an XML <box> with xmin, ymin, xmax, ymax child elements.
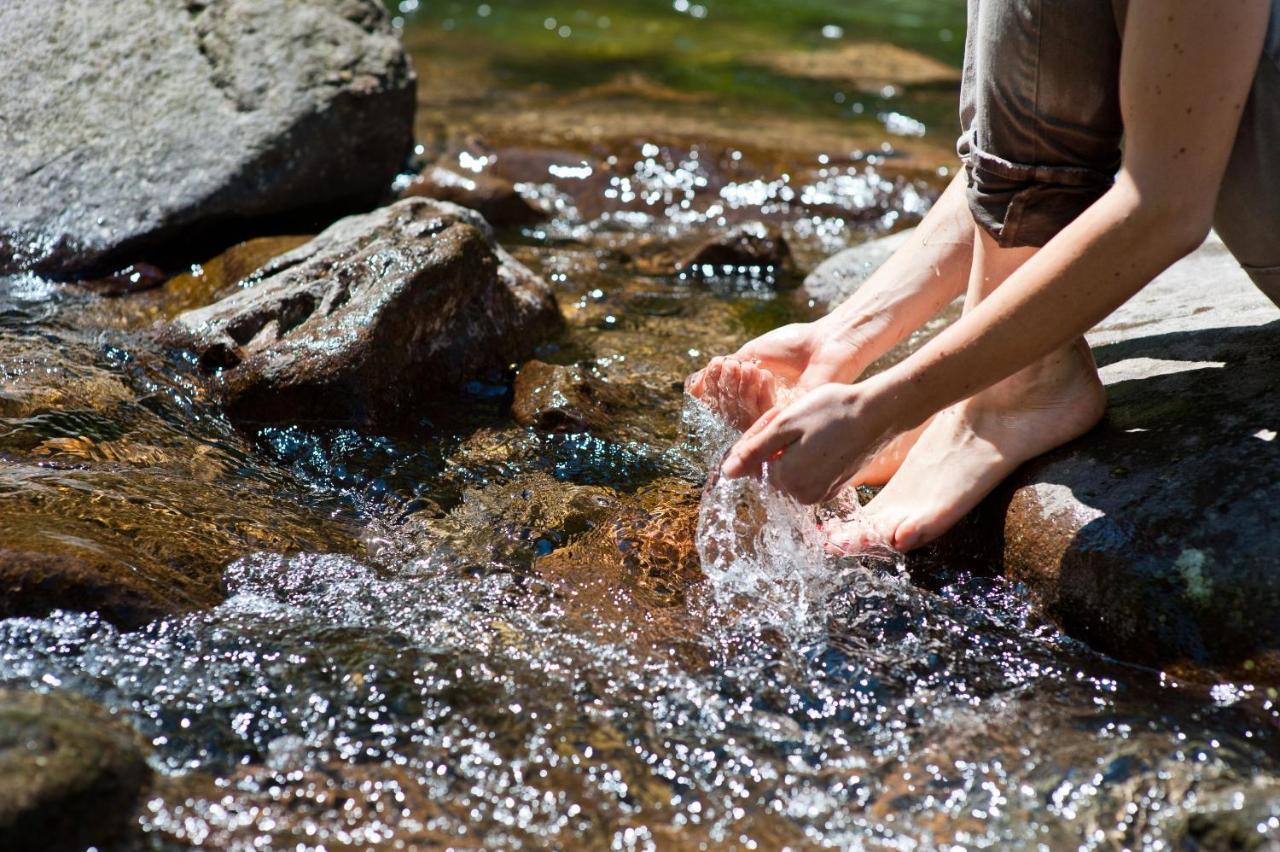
<box><xmin>811</xmin><ymin>311</ymin><xmax>892</xmax><ymax>378</ymax></box>
<box><xmin>858</xmin><ymin>364</ymin><xmax>935</xmax><ymax>433</ymax></box>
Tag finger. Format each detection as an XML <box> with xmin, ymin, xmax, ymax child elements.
<box><xmin>768</xmin><ymin>445</ymin><xmax>828</xmax><ymax>504</ymax></box>
<box><xmin>738</xmin><ymin>402</ymin><xmax>782</xmax><ymax>444</ymax></box>
<box><xmin>722</xmin><ymin>409</ymin><xmax>796</xmax><ymax>478</ymax></box>
<box><xmin>685</xmin><ymin>368</ymin><xmax>705</xmax><ymax>396</ymax></box>
<box><xmin>703</xmin><ymin>357</ymin><xmax>725</xmax><ymax>399</ymax></box>
<box><xmin>722</xmin><ymin>358</ymin><xmax>743</xmax><ymax>403</ymax></box>
<box><xmin>755</xmin><ymin>369</ymin><xmax>776</xmax><ymax>417</ymax></box>
<box><xmin>717</xmin><ymin>359</ymin><xmax>741</xmax><ymax>426</ymax></box>
<box><xmin>796</xmin><ymin>361</ymin><xmax>844</xmax><ymax>392</ymax></box>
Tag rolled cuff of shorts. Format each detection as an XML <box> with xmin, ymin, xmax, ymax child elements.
<box><xmin>961</xmin><ymin>145</ymin><xmax>1117</xmax><ymax>248</ymax></box>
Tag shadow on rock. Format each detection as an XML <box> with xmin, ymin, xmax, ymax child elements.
<box><xmin>947</xmin><ymin>320</ymin><xmax>1280</xmax><ymax>675</ymax></box>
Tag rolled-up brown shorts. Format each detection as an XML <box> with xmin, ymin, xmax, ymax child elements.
<box><xmin>958</xmin><ymin>0</ymin><xmax>1280</xmax><ymax>304</ymax></box>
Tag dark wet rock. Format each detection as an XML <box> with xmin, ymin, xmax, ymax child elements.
<box><xmin>631</xmin><ymin>223</ymin><xmax>794</xmax><ymax>280</ymax></box>
<box><xmin>162</xmin><ymin>198</ymin><xmax>563</xmax><ymax>423</ymax></box>
<box><xmin>0</xmin><ymin>0</ymin><xmax>415</xmax><ymax>277</ymax></box>
<box><xmin>822</xmin><ymin>232</ymin><xmax>1278</xmax><ymax>671</ymax></box>
<box><xmin>511</xmin><ymin>360</ymin><xmax>638</xmax><ymax>435</ymax></box>
<box><xmin>814</xmin><ymin>231</ymin><xmax>1280</xmax><ymax>670</ymax></box>
<box><xmin>0</xmin><ymin>549</ymin><xmax>174</xmax><ymax>630</ymax></box>
<box><xmin>988</xmin><ymin>236</ymin><xmax>1280</xmax><ymax>670</ymax></box>
<box><xmin>676</xmin><ymin>223</ymin><xmax>795</xmax><ymax>277</ymax></box>
<box><xmin>0</xmin><ymin>690</ymin><xmax>150</xmax><ymax>851</ymax></box>
<box><xmin>76</xmin><ymin>263</ymin><xmax>168</xmax><ymax>298</ymax></box>
<box><xmin>399</xmin><ymin>165</ymin><xmax>546</xmax><ymax>228</ymax></box>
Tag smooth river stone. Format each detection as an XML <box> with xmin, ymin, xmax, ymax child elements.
<box><xmin>0</xmin><ymin>0</ymin><xmax>415</xmax><ymax>276</ymax></box>
<box><xmin>806</xmin><ymin>230</ymin><xmax>1280</xmax><ymax>672</ymax></box>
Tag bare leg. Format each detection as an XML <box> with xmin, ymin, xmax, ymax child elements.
<box><xmin>830</xmin><ymin>226</ymin><xmax>1107</xmax><ymax>553</ymax></box>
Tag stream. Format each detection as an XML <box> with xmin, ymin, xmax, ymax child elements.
<box><xmin>2</xmin><ymin>1</ymin><xmax>1279</xmax><ymax>848</ymax></box>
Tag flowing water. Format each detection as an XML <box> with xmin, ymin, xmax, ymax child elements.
<box><xmin>2</xmin><ymin>1</ymin><xmax>1280</xmax><ymax>849</ymax></box>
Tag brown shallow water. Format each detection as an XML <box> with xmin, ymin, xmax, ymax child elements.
<box><xmin>2</xmin><ymin>2</ymin><xmax>1280</xmax><ymax>848</ymax></box>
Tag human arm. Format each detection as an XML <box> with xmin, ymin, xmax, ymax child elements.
<box><xmin>689</xmin><ymin>171</ymin><xmax>974</xmax><ymax>395</ymax></box>
<box><xmin>724</xmin><ymin>0</ymin><xmax>1272</xmax><ymax>501</ymax></box>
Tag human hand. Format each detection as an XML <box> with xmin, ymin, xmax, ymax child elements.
<box><xmin>686</xmin><ymin>321</ymin><xmax>870</xmax><ymax>431</ymax></box>
<box><xmin>720</xmin><ymin>379</ymin><xmax>903</xmax><ymax>505</ymax></box>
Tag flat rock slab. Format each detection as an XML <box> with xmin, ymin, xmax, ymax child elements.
<box><xmin>751</xmin><ymin>42</ymin><xmax>961</xmax><ymax>93</ymax></box>
<box><xmin>807</xmin><ymin>232</ymin><xmax>1280</xmax><ymax>670</ymax></box>
<box><xmin>163</xmin><ymin>198</ymin><xmax>563</xmax><ymax>422</ymax></box>
<box><xmin>0</xmin><ymin>0</ymin><xmax>415</xmax><ymax>276</ymax></box>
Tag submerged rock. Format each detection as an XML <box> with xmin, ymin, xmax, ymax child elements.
<box><xmin>0</xmin><ymin>690</ymin><xmax>150</xmax><ymax>851</ymax></box>
<box><xmin>0</xmin><ymin>332</ymin><xmax>360</xmax><ymax>623</ymax></box>
<box><xmin>399</xmin><ymin>165</ymin><xmax>546</xmax><ymax>228</ymax></box>
<box><xmin>632</xmin><ymin>223</ymin><xmax>794</xmax><ymax>280</ymax></box>
<box><xmin>511</xmin><ymin>360</ymin><xmax>639</xmax><ymax>435</ymax></box>
<box><xmin>676</xmin><ymin>223</ymin><xmax>795</xmax><ymax>278</ymax></box>
<box><xmin>397</xmin><ymin>471</ymin><xmax>617</xmax><ymax>567</ymax></box>
<box><xmin>0</xmin><ymin>0</ymin><xmax>415</xmax><ymax>276</ymax></box>
<box><xmin>0</xmin><ymin>549</ymin><xmax>174</xmax><ymax>630</ymax></box>
<box><xmin>752</xmin><ymin>42</ymin><xmax>961</xmax><ymax>93</ymax></box>
<box><xmin>163</xmin><ymin>198</ymin><xmax>563</xmax><ymax>422</ymax></box>
<box><xmin>815</xmin><ymin>231</ymin><xmax>1280</xmax><ymax>670</ymax></box>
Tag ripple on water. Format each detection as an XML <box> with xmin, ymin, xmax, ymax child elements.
<box><xmin>2</xmin><ymin>497</ymin><xmax>1279</xmax><ymax>848</ymax></box>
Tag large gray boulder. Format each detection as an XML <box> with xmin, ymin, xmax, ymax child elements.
<box><xmin>809</xmin><ymin>232</ymin><xmax>1280</xmax><ymax>671</ymax></box>
<box><xmin>0</xmin><ymin>0</ymin><xmax>416</xmax><ymax>277</ymax></box>
<box><xmin>163</xmin><ymin>198</ymin><xmax>564</xmax><ymax>423</ymax></box>
<box><xmin>997</xmin><ymin>235</ymin><xmax>1280</xmax><ymax>670</ymax></box>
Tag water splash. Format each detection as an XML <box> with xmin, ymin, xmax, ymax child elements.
<box><xmin>683</xmin><ymin>394</ymin><xmax>884</xmax><ymax>633</ymax></box>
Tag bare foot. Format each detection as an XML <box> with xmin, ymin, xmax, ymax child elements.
<box><xmin>829</xmin><ymin>338</ymin><xmax>1106</xmax><ymax>553</ymax></box>
<box><xmin>849</xmin><ymin>419</ymin><xmax>931</xmax><ymax>488</ymax></box>
<box><xmin>688</xmin><ymin>356</ymin><xmax>777</xmax><ymax>432</ymax></box>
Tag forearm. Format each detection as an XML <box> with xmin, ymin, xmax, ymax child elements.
<box><xmin>871</xmin><ymin>174</ymin><xmax>1208</xmax><ymax>427</ymax></box>
<box><xmin>815</xmin><ymin>172</ymin><xmax>974</xmax><ymax>374</ymax></box>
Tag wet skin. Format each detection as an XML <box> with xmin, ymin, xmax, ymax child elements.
<box><xmin>698</xmin><ymin>0</ymin><xmax>1273</xmax><ymax>551</ymax></box>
